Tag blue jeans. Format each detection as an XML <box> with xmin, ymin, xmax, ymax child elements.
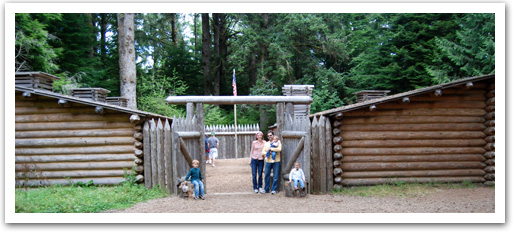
<box><xmin>251</xmin><ymin>159</ymin><xmax>264</xmax><ymax>190</ymax></box>
<box><xmin>264</xmin><ymin>161</ymin><xmax>281</xmax><ymax>192</ymax></box>
<box><xmin>191</xmin><ymin>179</ymin><xmax>204</xmax><ymax>197</ymax></box>
<box><xmin>293</xmin><ymin>179</ymin><xmax>305</xmax><ymax>188</ymax></box>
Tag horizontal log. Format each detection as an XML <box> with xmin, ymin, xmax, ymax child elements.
<box><xmin>16</xmin><ymin>161</ymin><xmax>135</xmax><ymax>171</ymax></box>
<box><xmin>341</xmin><ymin>169</ymin><xmax>486</xmax><ymax>178</ymax></box>
<box><xmin>485</xmin><ymin>120</ymin><xmax>495</xmax><ymax>127</ymax></box>
<box><xmin>279</xmin><ymin>131</ymin><xmax>305</xmax><ymax>138</ymax></box>
<box><xmin>484</xmin><ymin>143</ymin><xmax>495</xmax><ymax>151</ymax></box>
<box><xmin>333</xmin><ymin>136</ymin><xmax>343</xmax><ymax>144</ymax></box>
<box><xmin>339</xmin><ymin>123</ymin><xmax>486</xmax><ymax>132</ymax></box>
<box><xmin>340</xmin><ymin>131</ymin><xmax>486</xmax><ymax>140</ymax></box>
<box><xmin>134</xmin><ymin>125</ymin><xmax>143</xmax><ymax>132</ymax></box>
<box><xmin>16</xmin><ymin>169</ymin><xmax>129</xmax><ymax>179</ymax></box>
<box><xmin>340</xmin><ymin>116</ymin><xmax>485</xmax><ymax>125</ymax></box>
<box><xmin>15</xmin><ymin>121</ymin><xmax>134</xmax><ymax>131</ymax></box>
<box><xmin>333</xmin><ymin>160</ymin><xmax>341</xmax><ymax>167</ymax></box>
<box><xmin>15</xmin><ymin>178</ymin><xmax>126</xmax><ymax>187</ymax></box>
<box><xmin>484</xmin><ymin>127</ymin><xmax>495</xmax><ymax>136</ymax></box>
<box><xmin>332</xmin><ymin>128</ymin><xmax>341</xmax><ymax>136</ymax></box>
<box><xmin>341</xmin><ymin>147</ymin><xmax>486</xmax><ymax>155</ymax></box>
<box><xmin>15</xmin><ymin>113</ymin><xmax>129</xmax><ymax>123</ymax></box>
<box><xmin>341</xmin><ymin>139</ymin><xmax>486</xmax><ymax>148</ymax></box>
<box><xmin>409</xmin><ymin>93</ymin><xmax>486</xmax><ymax>102</ymax></box>
<box><xmin>377</xmin><ymin>101</ymin><xmax>486</xmax><ymax>109</ymax></box>
<box><xmin>487</xmin><ymin>90</ymin><xmax>495</xmax><ymax>98</ymax></box>
<box><xmin>340</xmin><ymin>177</ymin><xmax>485</xmax><ymax>186</ymax></box>
<box><xmin>15</xmin><ymin>137</ymin><xmax>135</xmax><ymax>148</ymax></box>
<box><xmin>484</xmin><ymin>151</ymin><xmax>495</xmax><ymax>159</ymax></box>
<box><xmin>335</xmin><ymin>112</ymin><xmax>344</xmax><ymax>120</ymax></box>
<box><xmin>135</xmin><ymin>158</ymin><xmax>143</xmax><ymax>165</ymax></box>
<box><xmin>488</xmin><ymin>83</ymin><xmax>495</xmax><ymax>90</ymax></box>
<box><xmin>484</xmin><ymin>136</ymin><xmax>495</xmax><ymax>143</ymax></box>
<box><xmin>485</xmin><ymin>112</ymin><xmax>495</xmax><ymax>120</ymax></box>
<box><xmin>333</xmin><ymin>168</ymin><xmax>343</xmax><ymax>176</ymax></box>
<box><xmin>442</xmin><ymin>88</ymin><xmax>486</xmax><ymax>94</ymax></box>
<box><xmin>15</xmin><ymin>129</ymin><xmax>134</xmax><ymax>138</ymax></box>
<box><xmin>134</xmin><ymin>141</ymin><xmax>143</xmax><ymax>149</ymax></box>
<box><xmin>341</xmin><ymin>154</ymin><xmax>485</xmax><ymax>163</ymax></box>
<box><xmin>177</xmin><ymin>131</ymin><xmax>202</xmax><ymax>138</ymax></box>
<box><xmin>15</xmin><ymin>154</ymin><xmax>136</xmax><ymax>163</ymax></box>
<box><xmin>334</xmin><ymin>176</ymin><xmax>342</xmax><ymax>184</ymax></box>
<box><xmin>15</xmin><ymin>106</ymin><xmax>99</xmax><ymax>115</ymax></box>
<box><xmin>485</xmin><ymin>166</ymin><xmax>495</xmax><ymax>173</ymax></box>
<box><xmin>486</xmin><ymin>97</ymin><xmax>495</xmax><ymax>106</ymax></box>
<box><xmin>485</xmin><ymin>159</ymin><xmax>495</xmax><ymax>166</ymax></box>
<box><xmin>333</xmin><ymin>184</ymin><xmax>343</xmax><ymax>190</ymax></box>
<box><xmin>15</xmin><ymin>145</ymin><xmax>136</xmax><ymax>155</ymax></box>
<box><xmin>485</xmin><ymin>105</ymin><xmax>495</xmax><ymax>112</ymax></box>
<box><xmin>166</xmin><ymin>95</ymin><xmax>313</xmax><ymax>104</ymax></box>
<box><xmin>333</xmin><ymin>145</ymin><xmax>342</xmax><ymax>152</ymax></box>
<box><xmin>134</xmin><ymin>132</ymin><xmax>143</xmax><ymax>141</ymax></box>
<box><xmin>333</xmin><ymin>153</ymin><xmax>343</xmax><ymax>160</ymax></box>
<box><xmin>484</xmin><ymin>173</ymin><xmax>495</xmax><ymax>181</ymax></box>
<box><xmin>135</xmin><ymin>150</ymin><xmax>143</xmax><ymax>157</ymax></box>
<box><xmin>333</xmin><ymin>121</ymin><xmax>341</xmax><ymax>128</ymax></box>
<box><xmin>340</xmin><ymin>161</ymin><xmax>486</xmax><ymax>171</ymax></box>
<box><xmin>135</xmin><ymin>165</ymin><xmax>144</xmax><ymax>173</ymax></box>
<box><xmin>339</xmin><ymin>108</ymin><xmax>486</xmax><ymax>117</ymax></box>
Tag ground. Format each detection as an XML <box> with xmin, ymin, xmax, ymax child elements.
<box><xmin>106</xmin><ymin>158</ymin><xmax>495</xmax><ymax>213</ymax></box>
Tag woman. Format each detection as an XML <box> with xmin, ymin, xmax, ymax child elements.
<box><xmin>249</xmin><ymin>131</ymin><xmax>266</xmax><ymax>194</ymax></box>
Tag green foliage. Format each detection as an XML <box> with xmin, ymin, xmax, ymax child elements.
<box><xmin>137</xmin><ymin>69</ymin><xmax>187</xmax><ymax>117</ymax></box>
<box><xmin>15</xmin><ymin>184</ymin><xmax>168</xmax><ymax>213</ymax></box>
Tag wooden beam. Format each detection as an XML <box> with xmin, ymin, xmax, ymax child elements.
<box><xmin>281</xmin><ymin>131</ymin><xmax>306</xmax><ymax>138</ymax></box>
<box><xmin>166</xmin><ymin>95</ymin><xmax>313</xmax><ymax>105</ymax></box>
<box><xmin>179</xmin><ymin>137</ymin><xmax>193</xmax><ymax>168</ymax></box>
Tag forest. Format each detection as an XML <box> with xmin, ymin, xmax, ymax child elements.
<box><xmin>14</xmin><ymin>13</ymin><xmax>495</xmax><ymax>131</ymax></box>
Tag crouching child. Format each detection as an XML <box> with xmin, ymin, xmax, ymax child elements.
<box><xmin>185</xmin><ymin>160</ymin><xmax>205</xmax><ymax>200</ymax></box>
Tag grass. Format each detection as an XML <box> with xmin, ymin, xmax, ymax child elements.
<box><xmin>333</xmin><ymin>180</ymin><xmax>491</xmax><ymax>198</ymax></box>
<box><xmin>15</xmin><ymin>182</ymin><xmax>169</xmax><ymax>213</ymax></box>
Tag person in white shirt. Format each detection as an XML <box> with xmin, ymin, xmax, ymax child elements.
<box><xmin>289</xmin><ymin>162</ymin><xmax>306</xmax><ymax>190</ymax></box>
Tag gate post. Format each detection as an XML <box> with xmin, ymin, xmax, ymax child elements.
<box><xmin>196</xmin><ymin>103</ymin><xmax>206</xmax><ymax>193</ymax></box>
<box><xmin>276</xmin><ymin>102</ymin><xmax>285</xmax><ymax>191</ymax></box>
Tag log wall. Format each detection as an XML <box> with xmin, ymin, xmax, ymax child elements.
<box><xmin>15</xmin><ymin>92</ymin><xmax>140</xmax><ymax>186</ymax></box>
<box><xmin>331</xmin><ymin>80</ymin><xmax>492</xmax><ymax>187</ymax></box>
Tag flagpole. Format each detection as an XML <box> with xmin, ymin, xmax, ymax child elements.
<box><xmin>233</xmin><ymin>69</ymin><xmax>238</xmax><ymax>159</ymax></box>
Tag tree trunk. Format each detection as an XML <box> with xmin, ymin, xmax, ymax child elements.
<box><xmin>170</xmin><ymin>13</ymin><xmax>177</xmax><ymax>45</ymax></box>
<box><xmin>259</xmin><ymin>106</ymin><xmax>268</xmax><ymax>134</ymax></box>
<box><xmin>117</xmin><ymin>13</ymin><xmax>137</xmax><ymax>109</ymax></box>
<box><xmin>212</xmin><ymin>13</ymin><xmax>221</xmax><ymax>96</ymax></box>
<box><xmin>100</xmin><ymin>13</ymin><xmax>107</xmax><ymax>58</ymax></box>
<box><xmin>193</xmin><ymin>13</ymin><xmax>198</xmax><ymax>54</ymax></box>
<box><xmin>202</xmin><ymin>13</ymin><xmax>212</xmax><ymax>95</ymax></box>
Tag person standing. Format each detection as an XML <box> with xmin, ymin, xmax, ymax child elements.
<box><xmin>249</xmin><ymin>131</ymin><xmax>266</xmax><ymax>194</ymax></box>
<box><xmin>205</xmin><ymin>136</ymin><xmax>210</xmax><ymax>164</ymax></box>
<box><xmin>262</xmin><ymin>130</ymin><xmax>282</xmax><ymax>195</ymax></box>
<box><xmin>207</xmin><ymin>132</ymin><xmax>219</xmax><ymax>167</ymax></box>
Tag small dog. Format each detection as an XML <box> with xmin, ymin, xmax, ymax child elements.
<box><xmin>179</xmin><ymin>181</ymin><xmax>194</xmax><ymax>199</ymax></box>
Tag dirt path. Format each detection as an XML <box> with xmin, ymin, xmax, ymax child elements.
<box><xmin>106</xmin><ymin>158</ymin><xmax>495</xmax><ymax>213</ymax></box>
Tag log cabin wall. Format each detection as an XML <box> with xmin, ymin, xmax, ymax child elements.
<box><xmin>15</xmin><ymin>91</ymin><xmax>142</xmax><ymax>186</ymax></box>
<box><xmin>330</xmin><ymin>79</ymin><xmax>494</xmax><ymax>187</ymax></box>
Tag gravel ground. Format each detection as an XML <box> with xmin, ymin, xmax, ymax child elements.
<box><xmin>106</xmin><ymin>158</ymin><xmax>495</xmax><ymax>213</ymax></box>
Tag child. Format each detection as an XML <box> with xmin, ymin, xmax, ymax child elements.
<box><xmin>266</xmin><ymin>136</ymin><xmax>280</xmax><ymax>161</ymax></box>
<box><xmin>185</xmin><ymin>160</ymin><xmax>205</xmax><ymax>200</ymax></box>
<box><xmin>289</xmin><ymin>162</ymin><xmax>306</xmax><ymax>191</ymax></box>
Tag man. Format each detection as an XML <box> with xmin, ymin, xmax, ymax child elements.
<box><xmin>207</xmin><ymin>132</ymin><xmax>219</xmax><ymax>167</ymax></box>
<box><xmin>262</xmin><ymin>130</ymin><xmax>282</xmax><ymax>195</ymax></box>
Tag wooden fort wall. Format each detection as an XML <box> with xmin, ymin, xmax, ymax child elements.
<box><xmin>15</xmin><ymin>91</ymin><xmax>141</xmax><ymax>186</ymax></box>
<box><xmin>328</xmin><ymin>79</ymin><xmax>495</xmax><ymax>187</ymax></box>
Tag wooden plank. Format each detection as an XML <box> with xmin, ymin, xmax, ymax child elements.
<box><xmin>339</xmin><ymin>108</ymin><xmax>487</xmax><ymax>117</ymax></box>
<box><xmin>340</xmin><ymin>177</ymin><xmax>485</xmax><ymax>186</ymax></box>
<box><xmin>282</xmin><ymin>136</ymin><xmax>305</xmax><ymax>175</ymax></box>
<box><xmin>164</xmin><ymin>119</ymin><xmax>173</xmax><ymax>194</ymax></box>
<box><xmin>325</xmin><ymin>117</ymin><xmax>333</xmax><ymax>192</ymax></box>
<box><xmin>340</xmin><ymin>154</ymin><xmax>485</xmax><ymax>162</ymax></box>
<box><xmin>303</xmin><ymin>117</ymin><xmax>311</xmax><ymax>195</ymax></box>
<box><xmin>310</xmin><ymin>117</ymin><xmax>319</xmax><ymax>193</ymax></box>
<box><xmin>339</xmin><ymin>123</ymin><xmax>486</xmax><ymax>132</ymax></box>
<box><xmin>15</xmin><ymin>113</ymin><xmax>130</xmax><ymax>123</ymax></box>
<box><xmin>15</xmin><ymin>121</ymin><xmax>134</xmax><ymax>131</ymax></box>
<box><xmin>143</xmin><ymin>121</ymin><xmax>151</xmax><ymax>188</ymax></box>
<box><xmin>340</xmin><ymin>116</ymin><xmax>485</xmax><ymax>125</ymax></box>
<box><xmin>150</xmin><ymin>119</ymin><xmax>158</xmax><ymax>188</ymax></box>
<box><xmin>179</xmin><ymin>137</ymin><xmax>193</xmax><ymax>168</ymax></box>
<box><xmin>157</xmin><ymin>118</ymin><xmax>165</xmax><ymax>189</ymax></box>
<box><xmin>16</xmin><ymin>178</ymin><xmax>127</xmax><ymax>187</ymax></box>
<box><xmin>166</xmin><ymin>96</ymin><xmax>313</xmax><ymax>104</ymax></box>
<box><xmin>340</xmin><ymin>139</ymin><xmax>486</xmax><ymax>148</ymax></box>
<box><xmin>16</xmin><ymin>170</ymin><xmax>131</xmax><ymax>179</ymax></box>
<box><xmin>318</xmin><ymin>116</ymin><xmax>326</xmax><ymax>193</ymax></box>
<box><xmin>15</xmin><ymin>161</ymin><xmax>136</xmax><ymax>171</ymax></box>
<box><xmin>171</xmin><ymin>118</ymin><xmax>178</xmax><ymax>194</ymax></box>
<box><xmin>340</xmin><ymin>169</ymin><xmax>486</xmax><ymax>178</ymax></box>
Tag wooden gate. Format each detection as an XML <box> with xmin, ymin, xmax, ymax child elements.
<box><xmin>277</xmin><ymin>103</ymin><xmax>311</xmax><ymax>193</ymax></box>
<box><xmin>142</xmin><ymin>103</ymin><xmax>205</xmax><ymax>195</ymax></box>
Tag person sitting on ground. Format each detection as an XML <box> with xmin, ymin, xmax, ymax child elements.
<box><xmin>289</xmin><ymin>162</ymin><xmax>306</xmax><ymax>191</ymax></box>
<box><xmin>265</xmin><ymin>136</ymin><xmax>280</xmax><ymax>161</ymax></box>
<box><xmin>185</xmin><ymin>160</ymin><xmax>205</xmax><ymax>200</ymax></box>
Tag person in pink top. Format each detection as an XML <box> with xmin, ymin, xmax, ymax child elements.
<box><xmin>249</xmin><ymin>131</ymin><xmax>266</xmax><ymax>194</ymax></box>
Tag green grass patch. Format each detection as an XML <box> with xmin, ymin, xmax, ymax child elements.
<box><xmin>15</xmin><ymin>182</ymin><xmax>169</xmax><ymax>213</ymax></box>
<box><xmin>333</xmin><ymin>181</ymin><xmax>485</xmax><ymax>198</ymax></box>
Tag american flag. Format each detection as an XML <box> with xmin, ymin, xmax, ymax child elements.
<box><xmin>232</xmin><ymin>69</ymin><xmax>237</xmax><ymax>96</ymax></box>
